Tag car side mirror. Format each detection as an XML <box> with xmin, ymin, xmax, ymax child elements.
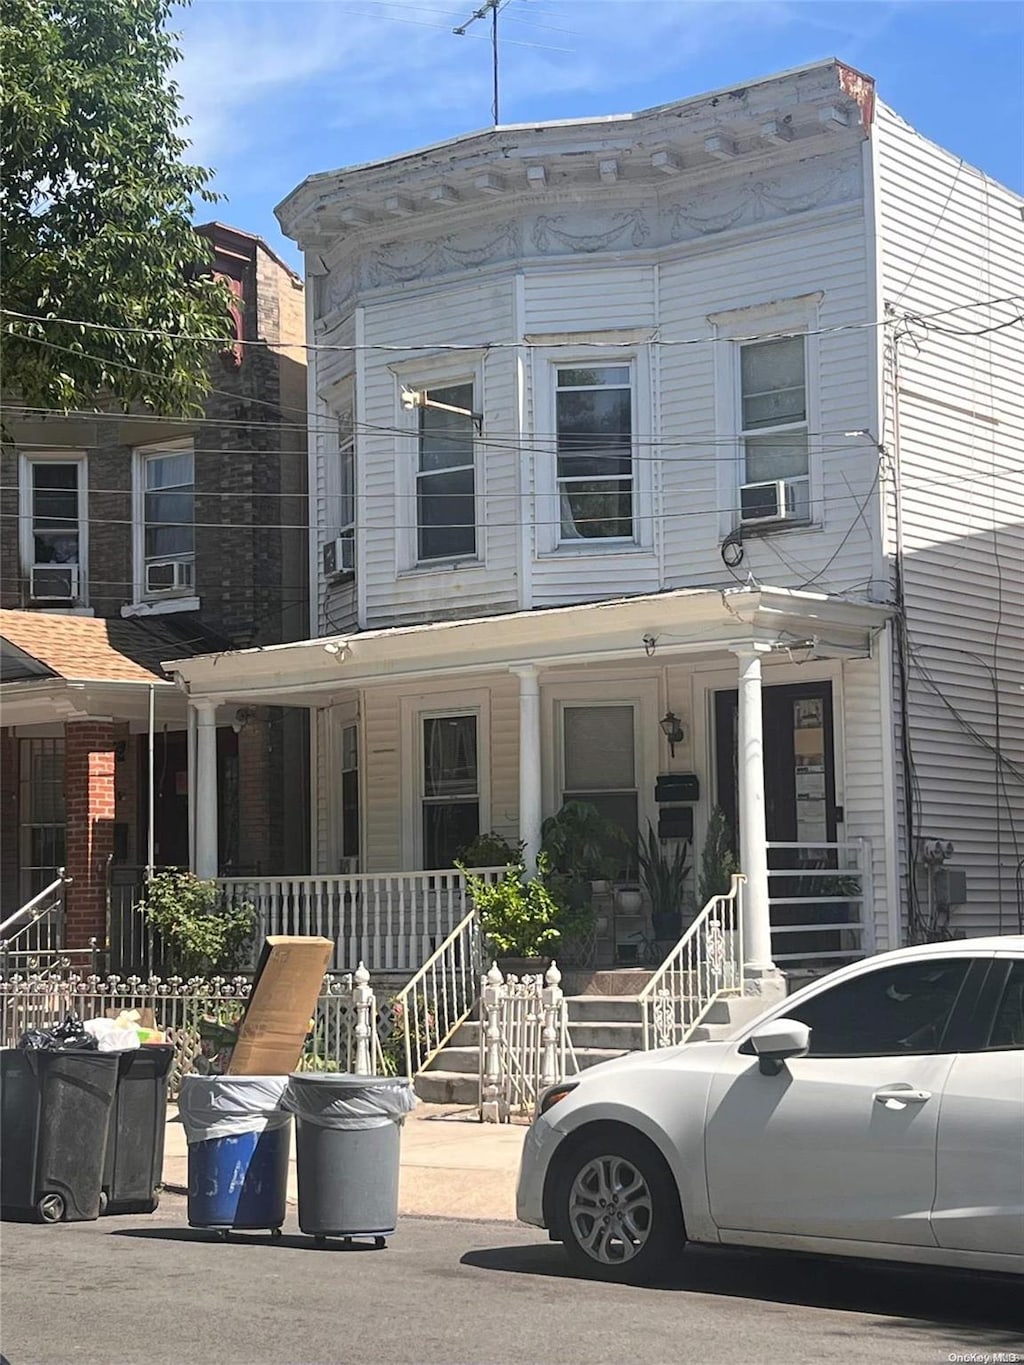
<box><xmin>749</xmin><ymin>1018</ymin><xmax>811</xmax><ymax>1076</ymax></box>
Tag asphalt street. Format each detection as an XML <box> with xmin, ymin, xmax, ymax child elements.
<box><xmin>1</xmin><ymin>1196</ymin><xmax>1021</xmax><ymax>1365</ymax></box>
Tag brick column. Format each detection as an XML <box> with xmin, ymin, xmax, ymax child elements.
<box><xmin>64</xmin><ymin>721</ymin><xmax>116</xmax><ymax>949</ymax></box>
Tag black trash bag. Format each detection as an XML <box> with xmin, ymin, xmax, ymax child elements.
<box><xmin>18</xmin><ymin>1012</ymin><xmax>98</xmax><ymax>1052</ymax></box>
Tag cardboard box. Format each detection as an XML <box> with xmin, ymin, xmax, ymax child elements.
<box><xmin>226</xmin><ymin>936</ymin><xmax>334</xmax><ymax>1076</ymax></box>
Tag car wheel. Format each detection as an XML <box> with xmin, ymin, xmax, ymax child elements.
<box><xmin>555</xmin><ymin>1129</ymin><xmax>685</xmax><ymax>1283</ymax></box>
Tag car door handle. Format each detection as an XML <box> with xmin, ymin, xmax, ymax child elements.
<box><xmin>873</xmin><ymin>1087</ymin><xmax>932</xmax><ymax>1109</ymax></box>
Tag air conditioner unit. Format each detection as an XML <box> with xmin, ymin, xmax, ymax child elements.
<box><xmin>323</xmin><ymin>534</ymin><xmax>355</xmax><ymax>579</ymax></box>
<box><xmin>145</xmin><ymin>558</ymin><xmax>194</xmax><ymax>594</ymax></box>
<box><xmin>30</xmin><ymin>564</ymin><xmax>79</xmax><ymax>602</ymax></box>
<box><xmin>739</xmin><ymin>477</ymin><xmax>809</xmax><ymax>526</ymax></box>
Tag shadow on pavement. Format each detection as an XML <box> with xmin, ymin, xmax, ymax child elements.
<box><xmin>461</xmin><ymin>1241</ymin><xmax>1024</xmax><ymax>1345</ymax></box>
<box><xmin>114</xmin><ymin>1228</ymin><xmax>386</xmax><ymax>1252</ymax></box>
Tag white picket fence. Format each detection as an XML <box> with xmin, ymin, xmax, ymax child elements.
<box><xmin>479</xmin><ymin>962</ymin><xmax>577</xmax><ymax>1122</ymax></box>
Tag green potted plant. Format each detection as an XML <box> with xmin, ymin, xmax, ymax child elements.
<box><xmin>637</xmin><ymin>824</ymin><xmax>692</xmax><ymax>941</ymax></box>
<box><xmin>457</xmin><ymin>830</ymin><xmax>524</xmax><ymax>868</ymax></box>
<box><xmin>698</xmin><ymin>806</ymin><xmax>739</xmax><ymax>908</ymax></box>
<box><xmin>540</xmin><ymin>801</ymin><xmax>627</xmax><ymax>911</ymax></box>
<box><xmin>460</xmin><ymin>861</ymin><xmax>562</xmax><ymax>976</ymax></box>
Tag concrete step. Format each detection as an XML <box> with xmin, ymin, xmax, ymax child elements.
<box><xmin>701</xmin><ymin>994</ymin><xmax>772</xmax><ymax>1027</ymax></box>
<box><xmin>450</xmin><ymin>1016</ymin><xmax>643</xmax><ymax>1052</ymax></box>
<box><xmin>413</xmin><ymin>1069</ymin><xmax>479</xmax><ymax>1106</ymax></box>
<box><xmin>565</xmin><ymin>995</ymin><xmax>643</xmax><ymax>1024</ymax></box>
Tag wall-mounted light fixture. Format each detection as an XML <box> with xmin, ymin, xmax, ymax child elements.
<box><xmin>659</xmin><ymin>711</ymin><xmax>685</xmax><ymax>758</ymax></box>
<box><xmin>400</xmin><ymin>386</ymin><xmax>483</xmax><ymax>434</ymax></box>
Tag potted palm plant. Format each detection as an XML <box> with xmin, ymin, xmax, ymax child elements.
<box><xmin>540</xmin><ymin>801</ymin><xmax>627</xmax><ymax>911</ymax></box>
<box><xmin>637</xmin><ymin>825</ymin><xmax>692</xmax><ymax>941</ymax></box>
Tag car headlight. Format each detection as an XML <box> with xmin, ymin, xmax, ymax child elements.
<box><xmin>538</xmin><ymin>1081</ymin><xmax>578</xmax><ymax>1115</ymax></box>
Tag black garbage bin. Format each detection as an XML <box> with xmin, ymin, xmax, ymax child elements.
<box><xmin>284</xmin><ymin>1073</ymin><xmax>416</xmax><ymax>1247</ymax></box>
<box><xmin>102</xmin><ymin>1044</ymin><xmax>175</xmax><ymax>1215</ymax></box>
<box><xmin>0</xmin><ymin>1048</ymin><xmax>119</xmax><ymax>1223</ymax></box>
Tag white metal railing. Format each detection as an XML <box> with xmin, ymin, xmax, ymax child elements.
<box><xmin>0</xmin><ymin>967</ymin><xmax>390</xmax><ymax>1093</ymax></box>
<box><xmin>639</xmin><ymin>875</ymin><xmax>745</xmax><ymax>1051</ymax></box>
<box><xmin>479</xmin><ymin>961</ymin><xmax>578</xmax><ymax>1122</ymax></box>
<box><xmin>0</xmin><ymin>871</ymin><xmax>71</xmax><ymax>971</ymax></box>
<box><xmin>767</xmin><ymin>839</ymin><xmax>873</xmax><ymax>965</ymax></box>
<box><xmin>218</xmin><ymin>867</ymin><xmax>504</xmax><ymax>973</ymax></box>
<box><xmin>393</xmin><ymin>907</ymin><xmax>483</xmax><ymax>1079</ymax></box>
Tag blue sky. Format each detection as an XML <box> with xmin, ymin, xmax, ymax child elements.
<box><xmin>174</xmin><ymin>0</ymin><xmax>1024</xmax><ymax>268</ymax></box>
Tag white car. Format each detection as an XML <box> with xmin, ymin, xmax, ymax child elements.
<box><xmin>516</xmin><ymin>936</ymin><xmax>1024</xmax><ymax>1282</ymax></box>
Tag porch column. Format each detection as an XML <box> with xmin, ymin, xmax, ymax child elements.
<box><xmin>193</xmin><ymin>700</ymin><xmax>219</xmax><ymax>880</ymax></box>
<box><xmin>732</xmin><ymin>646</ymin><xmax>774</xmax><ymax>975</ymax></box>
<box><xmin>512</xmin><ymin>665</ymin><xmax>542</xmax><ymax>874</ymax></box>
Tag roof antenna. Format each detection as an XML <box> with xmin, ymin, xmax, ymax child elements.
<box><xmin>454</xmin><ymin>0</ymin><xmax>505</xmax><ymax>126</ymax></box>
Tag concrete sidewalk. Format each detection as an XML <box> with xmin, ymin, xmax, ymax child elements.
<box><xmin>162</xmin><ymin>1102</ymin><xmax>527</xmax><ymax>1221</ymax></box>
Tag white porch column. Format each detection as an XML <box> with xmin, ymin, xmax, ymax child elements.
<box><xmin>512</xmin><ymin>665</ymin><xmax>542</xmax><ymax>874</ymax></box>
<box><xmin>732</xmin><ymin>647</ymin><xmax>774</xmax><ymax>975</ymax></box>
<box><xmin>193</xmin><ymin>700</ymin><xmax>219</xmax><ymax>880</ymax></box>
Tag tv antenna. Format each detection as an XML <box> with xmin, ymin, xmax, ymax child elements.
<box><xmin>453</xmin><ymin>0</ymin><xmax>508</xmax><ymax>126</ymax></box>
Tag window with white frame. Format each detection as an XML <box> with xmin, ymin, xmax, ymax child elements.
<box><xmin>562</xmin><ymin>704</ymin><xmax>638</xmax><ymax>875</ymax></box>
<box><xmin>739</xmin><ymin>336</ymin><xmax>810</xmax><ymax>524</ymax></box>
<box><xmin>417</xmin><ymin>382</ymin><xmax>476</xmax><ymax>562</ymax></box>
<box><xmin>135</xmin><ymin>444</ymin><xmax>195</xmax><ymax>597</ymax></box>
<box><xmin>20</xmin><ymin>456</ymin><xmax>85</xmax><ymax>602</ymax></box>
<box><xmin>421</xmin><ymin>713</ymin><xmax>479</xmax><ymax>867</ymax></box>
<box><xmin>338</xmin><ymin>402</ymin><xmax>355</xmax><ymax>570</ymax></box>
<box><xmin>340</xmin><ymin>723</ymin><xmax>359</xmax><ymax>864</ymax></box>
<box><xmin>555</xmin><ymin>365</ymin><xmax>634</xmax><ymax>541</ymax></box>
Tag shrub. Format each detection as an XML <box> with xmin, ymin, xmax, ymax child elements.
<box><xmin>139</xmin><ymin>871</ymin><xmax>255</xmax><ymax>977</ymax></box>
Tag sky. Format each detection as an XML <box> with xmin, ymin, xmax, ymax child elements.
<box><xmin>172</xmin><ymin>0</ymin><xmax>1024</xmax><ymax>269</ymax></box>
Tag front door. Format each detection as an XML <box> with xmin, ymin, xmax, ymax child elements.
<box><xmin>705</xmin><ymin>955</ymin><xmax>974</xmax><ymax>1246</ymax></box>
<box><xmin>714</xmin><ymin>681</ymin><xmax>843</xmax><ymax>962</ymax></box>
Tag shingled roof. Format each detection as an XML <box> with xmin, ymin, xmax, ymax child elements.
<box><xmin>0</xmin><ymin>610</ymin><xmax>220</xmax><ymax>685</ymax></box>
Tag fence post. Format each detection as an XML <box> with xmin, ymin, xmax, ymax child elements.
<box><xmin>480</xmin><ymin>962</ymin><xmax>506</xmax><ymax>1123</ymax></box>
<box><xmin>352</xmin><ymin>961</ymin><xmax>374</xmax><ymax>1076</ymax></box>
<box><xmin>540</xmin><ymin>960</ymin><xmax>563</xmax><ymax>1090</ymax></box>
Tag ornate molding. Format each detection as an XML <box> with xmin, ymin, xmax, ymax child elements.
<box><xmin>367</xmin><ymin>221</ymin><xmax>521</xmax><ymax>287</ymax></box>
<box><xmin>532</xmin><ymin>209</ymin><xmax>649</xmax><ymax>254</ymax></box>
<box><xmin>668</xmin><ymin>155</ymin><xmax>859</xmax><ymax>240</ymax></box>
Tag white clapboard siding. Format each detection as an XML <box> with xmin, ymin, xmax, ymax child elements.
<box><xmin>876</xmin><ymin>101</ymin><xmax>1024</xmax><ymax>938</ymax></box>
<box><xmin>359</xmin><ymin>279</ymin><xmax>520</xmax><ymax>628</ymax></box>
<box><xmin>840</xmin><ymin>656</ymin><xmax>894</xmax><ymax>951</ymax></box>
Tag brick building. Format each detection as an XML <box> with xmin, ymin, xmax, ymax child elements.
<box><xmin>0</xmin><ymin>223</ymin><xmax>310</xmax><ymax>954</ymax></box>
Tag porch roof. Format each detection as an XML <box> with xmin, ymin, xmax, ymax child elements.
<box><xmin>165</xmin><ymin>586</ymin><xmax>893</xmax><ymax>706</ymax></box>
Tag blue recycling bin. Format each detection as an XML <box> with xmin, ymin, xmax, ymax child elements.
<box><xmin>178</xmin><ymin>1076</ymin><xmax>291</xmax><ymax>1239</ymax></box>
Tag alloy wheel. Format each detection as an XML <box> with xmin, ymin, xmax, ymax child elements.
<box><xmin>567</xmin><ymin>1154</ymin><xmax>654</xmax><ymax>1264</ymax></box>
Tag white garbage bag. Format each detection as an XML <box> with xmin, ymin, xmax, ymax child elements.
<box><xmin>84</xmin><ymin>1016</ymin><xmax>141</xmax><ymax>1052</ymax></box>
<box><xmin>178</xmin><ymin>1074</ymin><xmax>292</xmax><ymax>1144</ymax></box>
<box><xmin>283</xmin><ymin>1074</ymin><xmax>417</xmax><ymax>1131</ymax></box>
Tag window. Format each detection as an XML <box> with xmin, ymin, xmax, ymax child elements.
<box><xmin>340</xmin><ymin>723</ymin><xmax>359</xmax><ymax>863</ymax></box>
<box><xmin>784</xmin><ymin>959</ymin><xmax>971</xmax><ymax>1057</ymax></box>
<box><xmin>422</xmin><ymin>714</ymin><xmax>479</xmax><ymax>867</ymax></box>
<box><xmin>19</xmin><ymin>737</ymin><xmax>66</xmax><ymax>897</ymax></box>
<box><xmin>562</xmin><ymin>705</ymin><xmax>638</xmax><ymax>874</ymax></box>
<box><xmin>417</xmin><ymin>383</ymin><xmax>476</xmax><ymax>562</ymax></box>
<box><xmin>555</xmin><ymin>366</ymin><xmax>633</xmax><ymax>541</ymax></box>
<box><xmin>985</xmin><ymin>961</ymin><xmax>1024</xmax><ymax>1050</ymax></box>
<box><xmin>20</xmin><ymin>457</ymin><xmax>85</xmax><ymax>601</ymax></box>
<box><xmin>338</xmin><ymin>403</ymin><xmax>355</xmax><ymax>570</ymax></box>
<box><xmin>739</xmin><ymin>337</ymin><xmax>810</xmax><ymax>522</ymax></box>
<box><xmin>137</xmin><ymin>444</ymin><xmax>195</xmax><ymax>596</ymax></box>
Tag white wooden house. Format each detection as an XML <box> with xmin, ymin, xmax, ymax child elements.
<box><xmin>167</xmin><ymin>59</ymin><xmax>1023</xmax><ymax>992</ymax></box>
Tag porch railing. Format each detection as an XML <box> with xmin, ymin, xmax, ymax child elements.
<box><xmin>767</xmin><ymin>839</ymin><xmax>873</xmax><ymax>966</ymax></box>
<box><xmin>393</xmin><ymin>907</ymin><xmax>483</xmax><ymax>1078</ymax></box>
<box><xmin>639</xmin><ymin>875</ymin><xmax>745</xmax><ymax>1051</ymax></box>
<box><xmin>0</xmin><ymin>871</ymin><xmax>76</xmax><ymax>975</ymax></box>
<box><xmin>219</xmin><ymin>868</ymin><xmax>504</xmax><ymax>973</ymax></box>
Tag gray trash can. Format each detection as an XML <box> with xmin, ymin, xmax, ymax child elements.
<box><xmin>284</xmin><ymin>1073</ymin><xmax>416</xmax><ymax>1247</ymax></box>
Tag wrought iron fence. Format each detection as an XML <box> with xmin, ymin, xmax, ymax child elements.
<box><xmin>0</xmin><ymin>967</ymin><xmax>396</xmax><ymax>1095</ymax></box>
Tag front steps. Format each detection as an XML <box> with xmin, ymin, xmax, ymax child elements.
<box><xmin>414</xmin><ymin>993</ymin><xmax>646</xmax><ymax>1106</ymax></box>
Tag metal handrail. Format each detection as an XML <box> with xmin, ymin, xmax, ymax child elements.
<box><xmin>394</xmin><ymin>906</ymin><xmax>483</xmax><ymax>1078</ymax></box>
<box><xmin>0</xmin><ymin>871</ymin><xmax>69</xmax><ymax>941</ymax></box>
<box><xmin>638</xmin><ymin>874</ymin><xmax>746</xmax><ymax>1051</ymax></box>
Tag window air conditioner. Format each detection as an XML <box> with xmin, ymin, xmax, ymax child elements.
<box><xmin>145</xmin><ymin>558</ymin><xmax>194</xmax><ymax>594</ymax></box>
<box><xmin>739</xmin><ymin>478</ymin><xmax>809</xmax><ymax>526</ymax></box>
<box><xmin>29</xmin><ymin>564</ymin><xmax>79</xmax><ymax>602</ymax></box>
<box><xmin>323</xmin><ymin>534</ymin><xmax>355</xmax><ymax>579</ymax></box>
